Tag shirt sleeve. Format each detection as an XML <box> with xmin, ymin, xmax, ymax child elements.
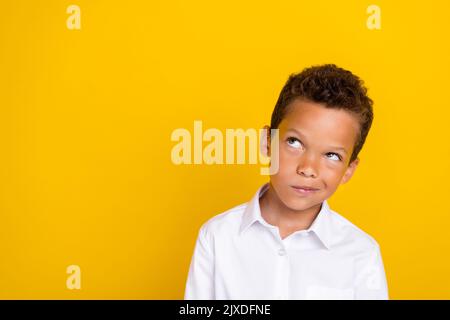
<box><xmin>184</xmin><ymin>224</ymin><xmax>215</xmax><ymax>300</ymax></box>
<box><xmin>354</xmin><ymin>244</ymin><xmax>389</xmax><ymax>300</ymax></box>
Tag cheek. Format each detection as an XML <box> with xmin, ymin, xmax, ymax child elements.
<box><xmin>276</xmin><ymin>149</ymin><xmax>298</xmax><ymax>173</ymax></box>
<box><xmin>269</xmin><ymin>151</ymin><xmax>295</xmax><ymax>184</ymax></box>
<box><xmin>321</xmin><ymin>169</ymin><xmax>346</xmax><ymax>187</ymax></box>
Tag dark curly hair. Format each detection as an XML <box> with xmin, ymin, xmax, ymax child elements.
<box><xmin>270</xmin><ymin>64</ymin><xmax>374</xmax><ymax>164</ymax></box>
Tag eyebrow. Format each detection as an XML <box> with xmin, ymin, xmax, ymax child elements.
<box><xmin>285</xmin><ymin>128</ymin><xmax>348</xmax><ymax>155</ymax></box>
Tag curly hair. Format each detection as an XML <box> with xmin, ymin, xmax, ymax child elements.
<box><xmin>270</xmin><ymin>64</ymin><xmax>374</xmax><ymax>164</ymax></box>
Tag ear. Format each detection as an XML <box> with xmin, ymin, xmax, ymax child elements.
<box><xmin>260</xmin><ymin>125</ymin><xmax>271</xmax><ymax>157</ymax></box>
<box><xmin>340</xmin><ymin>157</ymin><xmax>360</xmax><ymax>185</ymax></box>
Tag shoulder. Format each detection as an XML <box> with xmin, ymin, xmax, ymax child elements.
<box><xmin>198</xmin><ymin>202</ymin><xmax>248</xmax><ymax>240</ymax></box>
<box><xmin>327</xmin><ymin>207</ymin><xmax>381</xmax><ymax>252</ymax></box>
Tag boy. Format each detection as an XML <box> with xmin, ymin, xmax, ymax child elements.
<box><xmin>184</xmin><ymin>64</ymin><xmax>389</xmax><ymax>300</ymax></box>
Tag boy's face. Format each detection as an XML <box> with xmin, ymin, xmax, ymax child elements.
<box><xmin>267</xmin><ymin>98</ymin><xmax>360</xmax><ymax>212</ymax></box>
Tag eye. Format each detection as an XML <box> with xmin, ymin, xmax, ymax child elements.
<box><xmin>326</xmin><ymin>152</ymin><xmax>342</xmax><ymax>161</ymax></box>
<box><xmin>286</xmin><ymin>137</ymin><xmax>302</xmax><ymax>149</ymax></box>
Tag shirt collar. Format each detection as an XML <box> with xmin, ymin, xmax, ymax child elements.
<box><xmin>239</xmin><ymin>182</ymin><xmax>333</xmax><ymax>250</ymax></box>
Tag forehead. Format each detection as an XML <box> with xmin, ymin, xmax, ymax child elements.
<box><xmin>279</xmin><ymin>99</ymin><xmax>360</xmax><ymax>149</ymax></box>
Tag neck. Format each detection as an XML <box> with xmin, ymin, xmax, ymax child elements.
<box><xmin>259</xmin><ymin>183</ymin><xmax>322</xmax><ymax>231</ymax></box>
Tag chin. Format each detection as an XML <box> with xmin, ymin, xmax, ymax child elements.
<box><xmin>280</xmin><ymin>196</ymin><xmax>314</xmax><ymax>211</ymax></box>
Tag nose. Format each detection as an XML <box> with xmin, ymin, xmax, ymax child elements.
<box><xmin>296</xmin><ymin>153</ymin><xmax>318</xmax><ymax>178</ymax></box>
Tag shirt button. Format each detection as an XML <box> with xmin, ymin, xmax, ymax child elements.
<box><xmin>278</xmin><ymin>248</ymin><xmax>286</xmax><ymax>256</ymax></box>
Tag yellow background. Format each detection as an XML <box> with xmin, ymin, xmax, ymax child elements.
<box><xmin>1</xmin><ymin>0</ymin><xmax>449</xmax><ymax>299</ymax></box>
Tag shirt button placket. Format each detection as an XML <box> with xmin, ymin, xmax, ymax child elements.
<box><xmin>276</xmin><ymin>239</ymin><xmax>290</xmax><ymax>299</ymax></box>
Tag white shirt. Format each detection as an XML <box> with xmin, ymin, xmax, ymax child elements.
<box><xmin>184</xmin><ymin>183</ymin><xmax>389</xmax><ymax>300</ymax></box>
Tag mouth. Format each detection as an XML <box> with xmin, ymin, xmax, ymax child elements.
<box><xmin>291</xmin><ymin>185</ymin><xmax>320</xmax><ymax>195</ymax></box>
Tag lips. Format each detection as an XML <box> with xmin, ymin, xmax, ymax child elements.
<box><xmin>291</xmin><ymin>185</ymin><xmax>320</xmax><ymax>195</ymax></box>
<box><xmin>292</xmin><ymin>185</ymin><xmax>319</xmax><ymax>191</ymax></box>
